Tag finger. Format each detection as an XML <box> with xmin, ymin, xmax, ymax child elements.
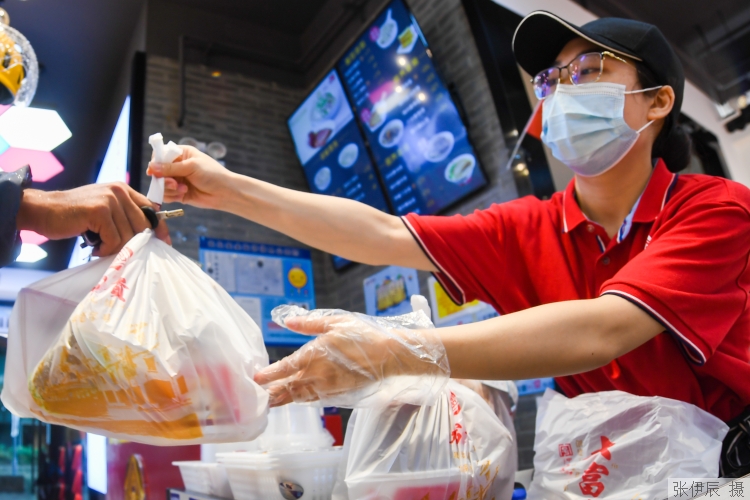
<box><xmin>254</xmin><ymin>357</ymin><xmax>298</xmax><ymax>386</ymax></box>
<box><xmin>122</xmin><ymin>183</ymin><xmax>155</xmax><ymax>209</ymax></box>
<box><xmin>93</xmin><ymin>211</ymin><xmax>121</xmax><ymax>257</ymax></box>
<box><xmin>108</xmin><ymin>195</ymin><xmax>135</xmax><ymax>247</ymax></box>
<box><xmin>163</xmin><ymin>191</ymin><xmax>185</xmax><ymax>204</ymax></box>
<box><xmin>148</xmin><ymin>158</ymin><xmax>194</xmax><ymax>179</ymax></box>
<box><xmin>164</xmin><ymin>177</ymin><xmax>180</xmax><ymax>191</ymax></box>
<box><xmin>268</xmin><ymin>385</ymin><xmax>294</xmax><ymax>408</ymax></box>
<box><xmin>288</xmin><ymin>380</ymin><xmax>321</xmax><ymax>404</ymax></box>
<box><xmin>284</xmin><ymin>315</ymin><xmax>348</xmax><ymax>335</ymax></box>
<box><xmin>154</xmin><ymin>220</ymin><xmax>171</xmax><ymax>245</ymax></box>
<box><xmin>113</xmin><ymin>185</ymin><xmax>151</xmax><ymax>234</ymax></box>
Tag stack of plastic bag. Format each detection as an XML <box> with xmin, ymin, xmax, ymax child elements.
<box><xmin>527</xmin><ymin>389</ymin><xmax>729</xmax><ymax>499</ymax></box>
<box><xmin>1</xmin><ymin>230</ymin><xmax>270</xmax><ymax>445</ymax></box>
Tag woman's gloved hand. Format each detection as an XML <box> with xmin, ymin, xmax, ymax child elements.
<box><xmin>254</xmin><ymin>305</ymin><xmax>450</xmax><ymax>408</ymax></box>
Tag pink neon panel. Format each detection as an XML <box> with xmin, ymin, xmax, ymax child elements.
<box><xmin>0</xmin><ymin>147</ymin><xmax>64</xmax><ymax>182</ymax></box>
<box><xmin>20</xmin><ymin>230</ymin><xmax>49</xmax><ymax>245</ymax></box>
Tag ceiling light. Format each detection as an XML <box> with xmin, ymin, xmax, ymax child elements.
<box><xmin>397</xmin><ymin>56</ymin><xmax>407</xmax><ymax>66</ymax></box>
<box><xmin>211</xmin><ymin>71</ymin><xmax>222</xmax><ymax>78</ymax></box>
<box><xmin>417</xmin><ymin>92</ymin><xmax>427</xmax><ymax>102</ymax></box>
<box><xmin>16</xmin><ymin>243</ymin><xmax>47</xmax><ymax>263</ymax></box>
<box><xmin>0</xmin><ymin>148</ymin><xmax>64</xmax><ymax>182</ymax></box>
<box><xmin>0</xmin><ymin>107</ymin><xmax>72</xmax><ymax>151</ymax></box>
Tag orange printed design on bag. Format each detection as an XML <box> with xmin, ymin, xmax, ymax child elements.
<box><xmin>28</xmin><ymin>327</ymin><xmax>204</xmax><ymax>440</ymax></box>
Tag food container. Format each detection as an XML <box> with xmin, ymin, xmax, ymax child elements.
<box><xmin>217</xmin><ymin>447</ymin><xmax>344</xmax><ymax>500</ymax></box>
<box><xmin>173</xmin><ymin>461</ymin><xmax>233</xmax><ymax>499</ymax></box>
<box><xmin>259</xmin><ymin>404</ymin><xmax>334</xmax><ymax>452</ymax></box>
<box><xmin>345</xmin><ymin>470</ymin><xmax>463</xmax><ymax>500</ymax></box>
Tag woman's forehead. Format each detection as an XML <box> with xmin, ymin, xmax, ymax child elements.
<box><xmin>554</xmin><ymin>38</ymin><xmax>601</xmax><ymax>66</ymax></box>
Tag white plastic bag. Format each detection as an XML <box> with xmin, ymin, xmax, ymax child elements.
<box><xmin>333</xmin><ymin>380</ymin><xmax>516</xmax><ymax>500</ymax></box>
<box><xmin>527</xmin><ymin>390</ymin><xmax>729</xmax><ymax>500</ymax></box>
<box><xmin>1</xmin><ymin>231</ymin><xmax>269</xmax><ymax>445</ymax></box>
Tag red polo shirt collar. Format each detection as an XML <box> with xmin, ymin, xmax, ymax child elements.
<box><xmin>562</xmin><ymin>159</ymin><xmax>678</xmax><ymax>233</ymax></box>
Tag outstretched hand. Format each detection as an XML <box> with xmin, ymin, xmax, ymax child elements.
<box><xmin>254</xmin><ymin>306</ymin><xmax>450</xmax><ymax>408</ymax></box>
<box><xmin>17</xmin><ymin>183</ymin><xmax>170</xmax><ymax>257</ymax></box>
<box><xmin>147</xmin><ymin>145</ymin><xmax>235</xmax><ymax>210</ymax></box>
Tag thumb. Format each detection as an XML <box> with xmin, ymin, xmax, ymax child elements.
<box><xmin>147</xmin><ymin>158</ymin><xmax>194</xmax><ymax>179</ymax></box>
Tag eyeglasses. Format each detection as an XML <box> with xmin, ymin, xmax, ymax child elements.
<box><xmin>532</xmin><ymin>51</ymin><xmax>632</xmax><ymax>100</ymax></box>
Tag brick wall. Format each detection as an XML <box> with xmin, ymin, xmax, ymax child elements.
<box><xmin>142</xmin><ymin>0</ymin><xmax>535</xmax><ymax>470</ymax></box>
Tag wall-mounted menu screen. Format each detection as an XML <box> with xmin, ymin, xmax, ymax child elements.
<box><xmin>288</xmin><ymin>70</ymin><xmax>391</xmax><ymax>270</ymax></box>
<box><xmin>288</xmin><ymin>70</ymin><xmax>390</xmax><ymax>212</ymax></box>
<box><xmin>337</xmin><ymin>0</ymin><xmax>487</xmax><ymax>215</ymax></box>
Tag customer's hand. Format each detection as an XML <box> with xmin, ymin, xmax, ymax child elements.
<box><xmin>147</xmin><ymin>146</ymin><xmax>234</xmax><ymax>210</ymax></box>
<box><xmin>16</xmin><ymin>183</ymin><xmax>170</xmax><ymax>257</ymax></box>
<box><xmin>254</xmin><ymin>306</ymin><xmax>450</xmax><ymax>408</ymax></box>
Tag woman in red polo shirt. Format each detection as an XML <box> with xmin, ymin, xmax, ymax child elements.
<box><xmin>150</xmin><ymin>12</ymin><xmax>750</xmax><ymax>476</ymax></box>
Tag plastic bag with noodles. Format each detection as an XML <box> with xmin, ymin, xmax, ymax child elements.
<box><xmin>1</xmin><ymin>230</ymin><xmax>269</xmax><ymax>445</ymax></box>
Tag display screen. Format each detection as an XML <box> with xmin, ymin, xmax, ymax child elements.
<box><xmin>338</xmin><ymin>0</ymin><xmax>487</xmax><ymax>215</ymax></box>
<box><xmin>288</xmin><ymin>70</ymin><xmax>390</xmax><ymax>269</ymax></box>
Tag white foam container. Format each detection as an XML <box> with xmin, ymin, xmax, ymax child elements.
<box><xmin>260</xmin><ymin>404</ymin><xmax>334</xmax><ymax>451</ymax></box>
<box><xmin>217</xmin><ymin>448</ymin><xmax>344</xmax><ymax>500</ymax></box>
<box><xmin>173</xmin><ymin>461</ymin><xmax>233</xmax><ymax>499</ymax></box>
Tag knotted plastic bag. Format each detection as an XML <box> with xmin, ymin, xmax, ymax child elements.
<box><xmin>1</xmin><ymin>231</ymin><xmax>269</xmax><ymax>445</ymax></box>
<box><xmin>332</xmin><ymin>380</ymin><xmax>516</xmax><ymax>500</ymax></box>
<box><xmin>527</xmin><ymin>389</ymin><xmax>728</xmax><ymax>499</ymax></box>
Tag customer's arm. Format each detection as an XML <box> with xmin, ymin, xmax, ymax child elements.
<box><xmin>0</xmin><ymin>166</ymin><xmax>31</xmax><ymax>267</ymax></box>
<box><xmin>16</xmin><ymin>183</ymin><xmax>171</xmax><ymax>256</ymax></box>
<box><xmin>1</xmin><ymin>165</ymin><xmax>170</xmax><ymax>265</ymax></box>
<box><xmin>148</xmin><ymin>146</ymin><xmax>435</xmax><ymax>271</ymax></box>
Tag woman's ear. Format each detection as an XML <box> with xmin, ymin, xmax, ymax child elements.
<box><xmin>647</xmin><ymin>85</ymin><xmax>675</xmax><ymax>121</ymax></box>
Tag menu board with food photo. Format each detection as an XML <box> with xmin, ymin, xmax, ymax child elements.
<box><xmin>288</xmin><ymin>70</ymin><xmax>392</xmax><ymax>269</ymax></box>
<box><xmin>337</xmin><ymin>0</ymin><xmax>487</xmax><ymax>216</ymax></box>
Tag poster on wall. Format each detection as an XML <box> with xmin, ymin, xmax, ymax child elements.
<box><xmin>364</xmin><ymin>266</ymin><xmax>420</xmax><ymax>316</ymax></box>
<box><xmin>199</xmin><ymin>237</ymin><xmax>316</xmax><ymax>346</ymax></box>
<box><xmin>427</xmin><ymin>276</ymin><xmax>498</xmax><ymax>327</ymax></box>
<box><xmin>427</xmin><ymin>277</ymin><xmax>554</xmax><ymax>396</ymax></box>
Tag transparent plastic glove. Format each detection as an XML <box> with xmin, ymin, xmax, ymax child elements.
<box><xmin>254</xmin><ymin>305</ymin><xmax>450</xmax><ymax>408</ymax></box>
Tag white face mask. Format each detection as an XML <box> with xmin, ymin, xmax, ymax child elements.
<box><xmin>541</xmin><ymin>82</ymin><xmax>662</xmax><ymax>177</ymax></box>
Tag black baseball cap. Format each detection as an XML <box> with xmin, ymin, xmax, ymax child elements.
<box><xmin>512</xmin><ymin>11</ymin><xmax>684</xmax><ymax>115</ymax></box>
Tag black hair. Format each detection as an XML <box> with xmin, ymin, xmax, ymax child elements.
<box><xmin>634</xmin><ymin>62</ymin><xmax>692</xmax><ymax>172</ymax></box>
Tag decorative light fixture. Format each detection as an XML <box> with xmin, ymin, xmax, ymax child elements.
<box><xmin>0</xmin><ymin>107</ymin><xmax>72</xmax><ymax>151</ymax></box>
<box><xmin>179</xmin><ymin>137</ymin><xmax>227</xmax><ymax>163</ymax></box>
<box><xmin>0</xmin><ymin>7</ymin><xmax>38</xmax><ymax>107</ymax></box>
<box><xmin>16</xmin><ymin>243</ymin><xmax>47</xmax><ymax>263</ymax></box>
<box><xmin>0</xmin><ymin>148</ymin><xmax>64</xmax><ymax>182</ymax></box>
<box><xmin>20</xmin><ymin>230</ymin><xmax>48</xmax><ymax>246</ymax></box>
